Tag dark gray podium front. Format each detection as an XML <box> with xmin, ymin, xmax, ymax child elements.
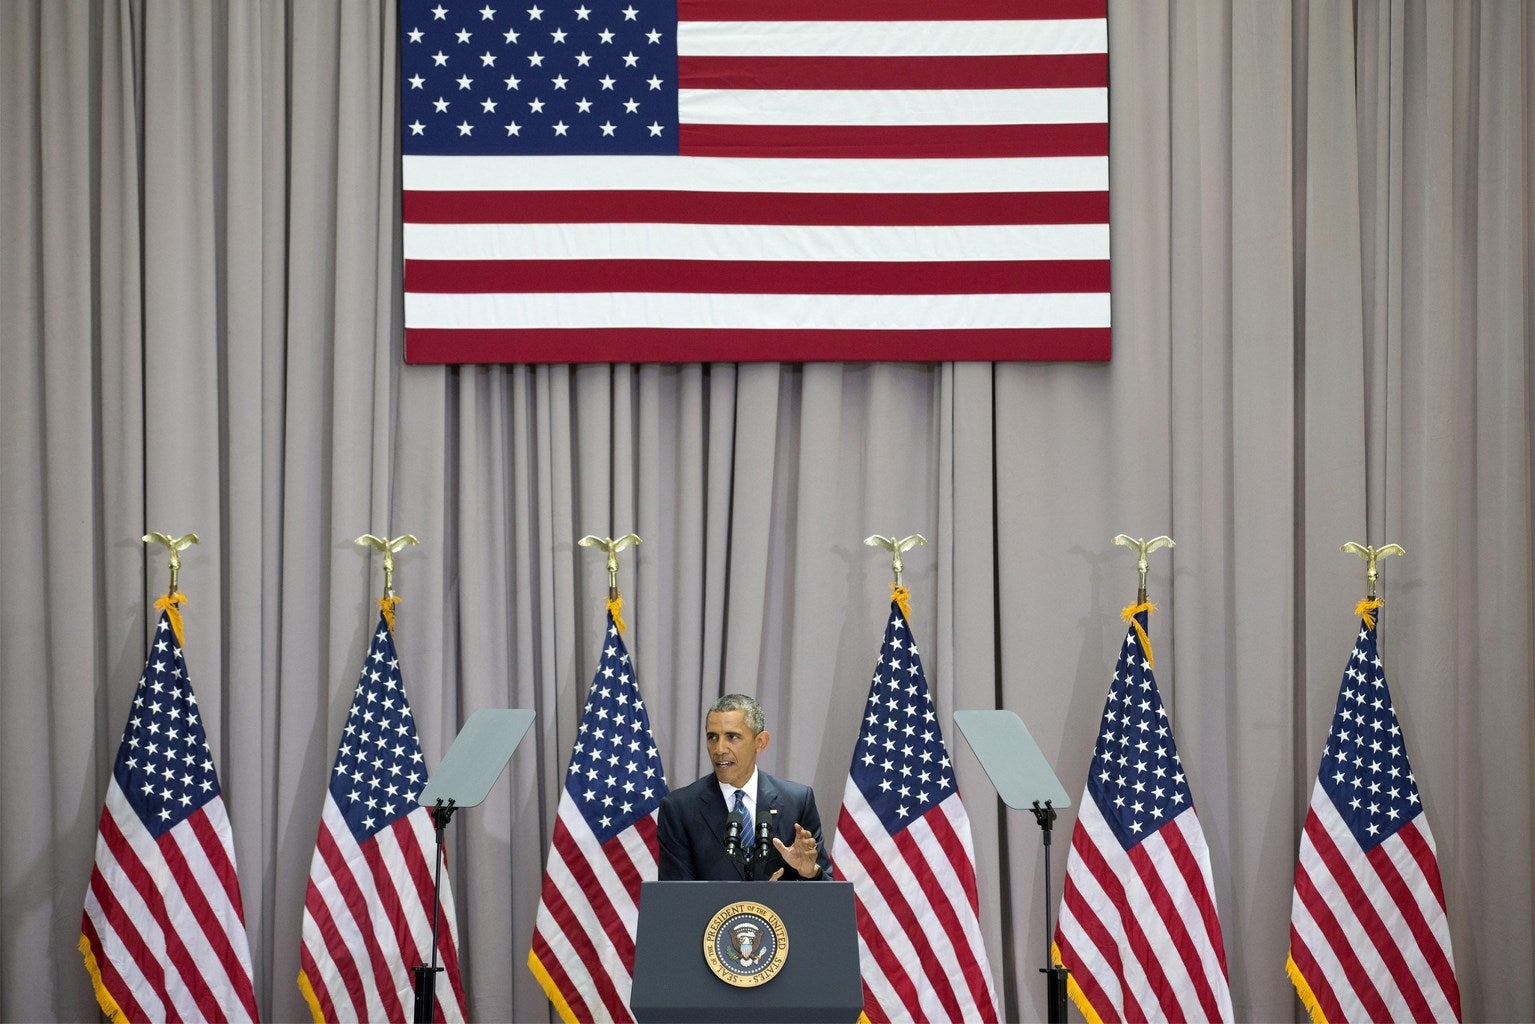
<box><xmin>630</xmin><ymin>881</ymin><xmax>863</xmax><ymax>1023</ymax></box>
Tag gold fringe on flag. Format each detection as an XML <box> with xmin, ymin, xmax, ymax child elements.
<box><xmin>154</xmin><ymin>591</ymin><xmax>188</xmax><ymax>647</ymax></box>
<box><xmin>1286</xmin><ymin>953</ymin><xmax>1330</xmax><ymax>1024</ymax></box>
<box><xmin>892</xmin><ymin>584</ymin><xmax>912</xmax><ymax>621</ymax></box>
<box><xmin>379</xmin><ymin>593</ymin><xmax>401</xmax><ymax>634</ymax></box>
<box><xmin>1354</xmin><ymin>597</ymin><xmax>1382</xmax><ymax>632</ymax></box>
<box><xmin>607</xmin><ymin>593</ymin><xmax>626</xmax><ymax>635</ymax></box>
<box><xmin>78</xmin><ymin>934</ymin><xmax>130</xmax><ymax>1024</ymax></box>
<box><xmin>1120</xmin><ymin>601</ymin><xmax>1157</xmax><ymax>669</ymax></box>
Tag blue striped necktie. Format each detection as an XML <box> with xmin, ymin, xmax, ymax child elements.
<box><xmin>734</xmin><ymin>789</ymin><xmax>752</xmax><ymax>850</ymax></box>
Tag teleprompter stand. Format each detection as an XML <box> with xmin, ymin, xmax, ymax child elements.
<box><xmin>411</xmin><ymin>708</ymin><xmax>535</xmax><ymax>1024</ymax></box>
<box><xmin>954</xmin><ymin>709</ymin><xmax>1073</xmax><ymax>1024</ymax></box>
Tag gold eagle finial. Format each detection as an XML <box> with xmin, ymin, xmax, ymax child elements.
<box><xmin>1341</xmin><ymin>542</ymin><xmax>1405</xmax><ymax>599</ymax></box>
<box><xmin>1113</xmin><ymin>534</ymin><xmax>1175</xmax><ymax>601</ymax></box>
<box><xmin>863</xmin><ymin>534</ymin><xmax>928</xmax><ymax>586</ymax></box>
<box><xmin>142</xmin><ymin>532</ymin><xmax>200</xmax><ymax>595</ymax></box>
<box><xmin>355</xmin><ymin>534</ymin><xmax>420</xmax><ymax>596</ymax></box>
<box><xmin>578</xmin><ymin>533</ymin><xmax>643</xmax><ymax>596</ymax></box>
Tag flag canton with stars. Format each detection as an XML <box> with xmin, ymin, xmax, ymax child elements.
<box><xmin>1085</xmin><ymin>613</ymin><xmax>1195</xmax><ymax>852</ymax></box>
<box><xmin>1316</xmin><ymin>619</ymin><xmax>1424</xmax><ymax>850</ymax></box>
<box><xmin>327</xmin><ymin>613</ymin><xmax>429</xmax><ymax>845</ymax></box>
<box><xmin>113</xmin><ymin>611</ymin><xmax>222</xmax><ymax>839</ymax></box>
<box><xmin>400</xmin><ymin>0</ymin><xmax>678</xmax><ymax>155</ymax></box>
<box><xmin>849</xmin><ymin>602</ymin><xmax>959</xmax><ymax>833</ymax></box>
<box><xmin>564</xmin><ymin>613</ymin><xmax>667</xmax><ymax>843</ymax></box>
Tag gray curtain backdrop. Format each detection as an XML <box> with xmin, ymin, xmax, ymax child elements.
<box><xmin>3</xmin><ymin>1</ymin><xmax>1531</xmax><ymax>1021</ymax></box>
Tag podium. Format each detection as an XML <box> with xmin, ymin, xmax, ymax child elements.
<box><xmin>630</xmin><ymin>881</ymin><xmax>864</xmax><ymax>1023</ymax></box>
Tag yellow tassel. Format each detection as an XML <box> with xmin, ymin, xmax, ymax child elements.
<box><xmin>892</xmin><ymin>584</ymin><xmax>911</xmax><ymax>621</ymax></box>
<box><xmin>154</xmin><ymin>591</ymin><xmax>188</xmax><ymax>647</ymax></box>
<box><xmin>1286</xmin><ymin>953</ymin><xmax>1331</xmax><ymax>1024</ymax></box>
<box><xmin>607</xmin><ymin>594</ymin><xmax>626</xmax><ymax>635</ymax></box>
<box><xmin>296</xmin><ymin>969</ymin><xmax>327</xmax><ymax>1024</ymax></box>
<box><xmin>1354</xmin><ymin>597</ymin><xmax>1382</xmax><ymax>632</ymax></box>
<box><xmin>79</xmin><ymin>933</ymin><xmax>130</xmax><ymax>1024</ymax></box>
<box><xmin>1052</xmin><ymin>941</ymin><xmax>1106</xmax><ymax>1024</ymax></box>
<box><xmin>379</xmin><ymin>594</ymin><xmax>401</xmax><ymax>634</ymax></box>
<box><xmin>528</xmin><ymin>949</ymin><xmax>581</xmax><ymax>1024</ymax></box>
<box><xmin>1121</xmin><ymin>601</ymin><xmax>1157</xmax><ymax>669</ymax></box>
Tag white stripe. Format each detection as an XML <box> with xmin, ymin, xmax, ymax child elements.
<box><xmin>529</xmin><ymin>799</ymin><xmax>654</xmax><ymax>1021</ymax></box>
<box><xmin>162</xmin><ymin>803</ymin><xmax>258</xmax><ymax>1020</ymax></box>
<box><xmin>403</xmin><ymin>221</ymin><xmax>1110</xmax><ymax>263</ymax></box>
<box><xmin>302</xmin><ymin>799</ymin><xmax>392</xmax><ymax>1022</ymax></box>
<box><xmin>678</xmin><ymin>19</ymin><xmax>1107</xmax><ymax>57</ymax></box>
<box><xmin>402</xmin><ymin>153</ymin><xmax>1109</xmax><ymax>193</ymax></box>
<box><xmin>377</xmin><ymin>813</ymin><xmax>466</xmax><ymax>1022</ymax></box>
<box><xmin>1295</xmin><ymin>791</ymin><xmax>1457</xmax><ymax>1022</ymax></box>
<box><xmin>678</xmin><ymin>87</ymin><xmax>1107</xmax><ymax>126</ymax></box>
<box><xmin>405</xmin><ymin>290</ymin><xmax>1109</xmax><ymax>331</ymax></box>
<box><xmin>84</xmin><ymin>839</ymin><xmax>170</xmax><ymax>1021</ymax></box>
<box><xmin>1056</xmin><ymin>793</ymin><xmax>1233</xmax><ymax>1022</ymax></box>
<box><xmin>834</xmin><ymin>785</ymin><xmax>996</xmax><ymax>1022</ymax></box>
<box><xmin>100</xmin><ymin>786</ymin><xmax>215</xmax><ymax>1022</ymax></box>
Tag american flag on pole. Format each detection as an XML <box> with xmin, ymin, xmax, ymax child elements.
<box><xmin>1287</xmin><ymin>603</ymin><xmax>1461</xmax><ymax>1022</ymax></box>
<box><xmin>398</xmin><ymin>0</ymin><xmax>1110</xmax><ymax>364</ymax></box>
<box><xmin>528</xmin><ymin>606</ymin><xmax>668</xmax><ymax>1022</ymax></box>
<box><xmin>79</xmin><ymin>596</ymin><xmax>260</xmax><ymax>1023</ymax></box>
<box><xmin>1052</xmin><ymin>604</ymin><xmax>1233</xmax><ymax>1023</ymax></box>
<box><xmin>832</xmin><ymin>589</ymin><xmax>998</xmax><ymax>1022</ymax></box>
<box><xmin>298</xmin><ymin>605</ymin><xmax>467</xmax><ymax>1022</ymax></box>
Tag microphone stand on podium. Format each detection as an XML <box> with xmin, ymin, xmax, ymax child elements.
<box><xmin>412</xmin><ymin>708</ymin><xmax>535</xmax><ymax>1024</ymax></box>
<box><xmin>954</xmin><ymin>709</ymin><xmax>1073</xmax><ymax>1024</ymax></box>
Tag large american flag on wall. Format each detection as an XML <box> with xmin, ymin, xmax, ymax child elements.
<box><xmin>1287</xmin><ymin>607</ymin><xmax>1461</xmax><ymax>1022</ymax></box>
<box><xmin>832</xmin><ymin>592</ymin><xmax>998</xmax><ymax>1022</ymax></box>
<box><xmin>298</xmin><ymin>608</ymin><xmax>467</xmax><ymax>1023</ymax></box>
<box><xmin>398</xmin><ymin>0</ymin><xmax>1110</xmax><ymax>363</ymax></box>
<box><xmin>1052</xmin><ymin>606</ymin><xmax>1234</xmax><ymax>1022</ymax></box>
<box><xmin>528</xmin><ymin>608</ymin><xmax>667</xmax><ymax>1022</ymax></box>
<box><xmin>80</xmin><ymin>601</ymin><xmax>260</xmax><ymax>1023</ymax></box>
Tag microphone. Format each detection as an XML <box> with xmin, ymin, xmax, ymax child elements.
<box><xmin>724</xmin><ymin>809</ymin><xmax>745</xmax><ymax>861</ymax></box>
<box><xmin>754</xmin><ymin>809</ymin><xmax>773</xmax><ymax>864</ymax></box>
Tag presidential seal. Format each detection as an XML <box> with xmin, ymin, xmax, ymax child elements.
<box><xmin>702</xmin><ymin>901</ymin><xmax>789</xmax><ymax>987</ymax></box>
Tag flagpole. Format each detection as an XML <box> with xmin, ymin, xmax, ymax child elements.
<box><xmin>356</xmin><ymin>534</ymin><xmax>444</xmax><ymax>1024</ymax></box>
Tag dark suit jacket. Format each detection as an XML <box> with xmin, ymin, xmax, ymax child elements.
<box><xmin>657</xmin><ymin>771</ymin><xmax>834</xmax><ymax>881</ymax></box>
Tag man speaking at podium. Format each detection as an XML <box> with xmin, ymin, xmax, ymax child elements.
<box><xmin>658</xmin><ymin>694</ymin><xmax>834</xmax><ymax>881</ymax></box>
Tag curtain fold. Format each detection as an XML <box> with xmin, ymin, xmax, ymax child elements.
<box><xmin>2</xmin><ymin>1</ymin><xmax>1531</xmax><ymax>1020</ymax></box>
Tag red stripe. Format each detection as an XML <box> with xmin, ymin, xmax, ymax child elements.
<box><xmin>1126</xmin><ymin>837</ymin><xmax>1221</xmax><ymax>1021</ymax></box>
<box><xmin>298</xmin><ymin>943</ymin><xmax>337</xmax><ymax>1023</ymax></box>
<box><xmin>1066</xmin><ymin>827</ymin><xmax>1183</xmax><ymax>1021</ymax></box>
<box><xmin>535</xmin><ymin>863</ymin><xmax>632</xmax><ymax>1022</ymax></box>
<box><xmin>835</xmin><ymin>811</ymin><xmax>966</xmax><ymax>1022</ymax></box>
<box><xmin>305</xmin><ymin>878</ymin><xmax>373</xmax><ymax>1021</ymax></box>
<box><xmin>83</xmin><ymin>878</ymin><xmax>162</xmax><ymax>1023</ymax></box>
<box><xmin>898</xmin><ymin>808</ymin><xmax>994</xmax><ymax>1018</ymax></box>
<box><xmin>100</xmin><ymin>809</ymin><xmax>217</xmax><ymax>1020</ymax></box>
<box><xmin>1366</xmin><ymin>827</ymin><xmax>1461</xmax><ymax>1013</ymax></box>
<box><xmin>1052</xmin><ymin>927</ymin><xmax>1121</xmax><ymax>1024</ymax></box>
<box><xmin>529</xmin><ymin>929</ymin><xmax>597</xmax><ymax>1023</ymax></box>
<box><xmin>679</xmin><ymin>53</ymin><xmax>1107</xmax><ymax>90</ymax></box>
<box><xmin>186</xmin><ymin>806</ymin><xmax>251</xmax><ymax>926</ymax></box>
<box><xmin>1397</xmin><ymin>820</ymin><xmax>1450</xmax><ymax>913</ymax></box>
<box><xmin>624</xmin><ymin>815</ymin><xmax>659</xmax><ymax>903</ymax></box>
<box><xmin>1304</xmin><ymin>813</ymin><xmax>1435</xmax><ymax>1019</ymax></box>
<box><xmin>1162</xmin><ymin>820</ymin><xmax>1231</xmax><ymax>974</ymax></box>
<box><xmin>403</xmin><ymin>187</ymin><xmax>1110</xmax><ymax>227</ymax></box>
<box><xmin>157</xmin><ymin>818</ymin><xmax>258</xmax><ymax>1020</ymax></box>
<box><xmin>679</xmin><ymin>0</ymin><xmax>1107</xmax><ymax>22</ymax></box>
<box><xmin>358</xmin><ymin>828</ymin><xmax>425</xmax><ymax>991</ymax></box>
<box><xmin>1293</xmin><ymin>860</ymin><xmax>1392</xmax><ymax>1020</ymax></box>
<box><xmin>1058</xmin><ymin>860</ymin><xmax>1139</xmax><ymax>1022</ymax></box>
<box><xmin>1287</xmin><ymin>924</ymin><xmax>1346</xmax><ymax>1024</ymax></box>
<box><xmin>679</xmin><ymin>122</ymin><xmax>1108</xmax><ymax>158</ymax></box>
<box><xmin>552</xmin><ymin>819</ymin><xmax>638</xmax><ymax>967</ymax></box>
<box><xmin>316</xmin><ymin>820</ymin><xmax>408</xmax><ymax>1022</ymax></box>
<box><xmin>405</xmin><ymin>326</ymin><xmax>1111</xmax><ymax>364</ymax></box>
<box><xmin>389</xmin><ymin>815</ymin><xmax>469</xmax><ymax>1018</ymax></box>
<box><xmin>407</xmin><ymin>259</ymin><xmax>1110</xmax><ymax>297</ymax></box>
<box><xmin>832</xmin><ymin>818</ymin><xmax>924</xmax><ymax>1020</ymax></box>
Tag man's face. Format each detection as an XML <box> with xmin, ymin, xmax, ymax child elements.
<box><xmin>706</xmin><ymin>709</ymin><xmax>769</xmax><ymax>789</ymax></box>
